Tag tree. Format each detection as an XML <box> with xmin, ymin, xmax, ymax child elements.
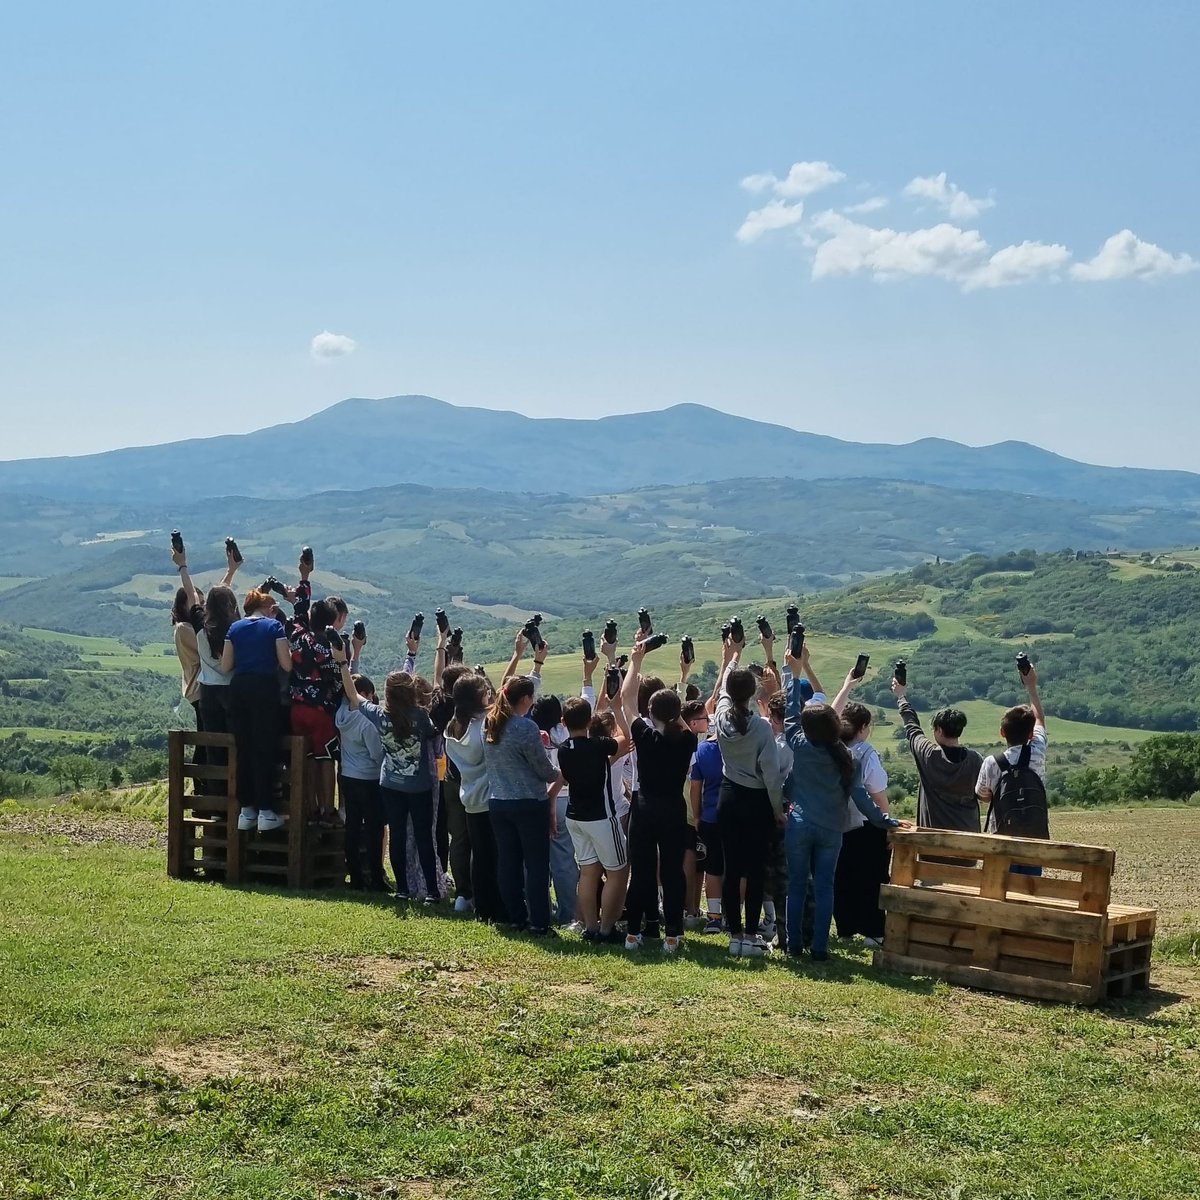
<box><xmin>50</xmin><ymin>754</ymin><xmax>95</xmax><ymax>793</ymax></box>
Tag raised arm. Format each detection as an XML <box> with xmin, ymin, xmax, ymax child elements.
<box><xmin>831</xmin><ymin>666</ymin><xmax>863</xmax><ymax>716</ymax></box>
<box><xmin>530</xmin><ymin>639</ymin><xmax>548</xmax><ymax>695</ymax></box>
<box><xmin>620</xmin><ymin>641</ymin><xmax>645</xmax><ymax>725</ymax></box>
<box><xmin>708</xmin><ymin>636</ymin><xmax>738</xmax><ymax>716</ymax></box>
<box><xmin>220</xmin><ymin>544</ymin><xmax>240</xmax><ymax>590</ymax></box>
<box><xmin>172</xmin><ymin>549</ymin><xmax>203</xmax><ymax>608</ymax></box>
<box><xmin>1023</xmin><ymin>662</ymin><xmax>1046</xmax><ymax>727</ymax></box>
<box><xmin>502</xmin><ymin>629</ymin><xmax>527</xmax><ymax>684</ymax></box>
<box><xmin>800</xmin><ymin>644</ymin><xmax>824</xmax><ymax>700</ymax></box>
<box><xmin>333</xmin><ymin>643</ymin><xmax>358</xmax><ymax>709</ymax></box>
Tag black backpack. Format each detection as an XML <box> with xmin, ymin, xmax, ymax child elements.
<box><xmin>986</xmin><ymin>743</ymin><xmax>1049</xmax><ymax>839</ymax></box>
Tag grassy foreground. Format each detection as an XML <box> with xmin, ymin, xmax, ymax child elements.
<box><xmin>1</xmin><ymin>810</ymin><xmax>1198</xmax><ymax>1200</ymax></box>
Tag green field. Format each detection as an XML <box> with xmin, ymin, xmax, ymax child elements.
<box><xmin>0</xmin><ymin>806</ymin><xmax>1197</xmax><ymax>1199</ymax></box>
<box><xmin>0</xmin><ymin>726</ymin><xmax>114</xmax><ymax>744</ymax></box>
<box><xmin>20</xmin><ymin>627</ymin><xmax>180</xmax><ymax>677</ymax></box>
<box><xmin>0</xmin><ymin>577</ymin><xmax>38</xmax><ymax>594</ymax></box>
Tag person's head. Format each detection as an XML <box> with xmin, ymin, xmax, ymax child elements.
<box><xmin>799</xmin><ymin>678</ymin><xmax>815</xmax><ymax>704</ymax></box>
<box><xmin>684</xmin><ymin>683</ymin><xmax>701</xmax><ymax>703</ymax></box>
<box><xmin>447</xmin><ymin>672</ymin><xmax>490</xmax><ymax>738</ymax></box>
<box><xmin>309</xmin><ymin>598</ymin><xmax>336</xmax><ymax>637</ymax></box>
<box><xmin>202</xmin><ymin>585</ymin><xmax>240</xmax><ymax>655</ymax></box>
<box><xmin>563</xmin><ymin>696</ymin><xmax>593</xmax><ymax>734</ymax></box>
<box><xmin>648</xmin><ymin>687</ymin><xmax>685</xmax><ymax>736</ymax></box>
<box><xmin>1000</xmin><ymin>704</ymin><xmax>1037</xmax><ymax>747</ymax></box>
<box><xmin>441</xmin><ymin>663</ymin><xmax>472</xmax><ymax>698</ymax></box>
<box><xmin>171</xmin><ymin>587</ymin><xmax>192</xmax><ymax>626</ymax></box>
<box><xmin>413</xmin><ymin>675</ymin><xmax>434</xmax><ymax>709</ymax></box>
<box><xmin>530</xmin><ymin>694</ymin><xmax>564</xmax><ymax>734</ymax></box>
<box><xmin>383</xmin><ymin>671</ymin><xmax>418</xmax><ymax>738</ymax></box>
<box><xmin>352</xmin><ymin>673</ymin><xmax>377</xmax><ymax>703</ymax></box>
<box><xmin>724</xmin><ymin>666</ymin><xmax>757</xmax><ymax>735</ymax></box>
<box><xmin>681</xmin><ymin>699</ymin><xmax>709</xmax><ymax>736</ymax></box>
<box><xmin>485</xmin><ymin>676</ymin><xmax>537</xmax><ymax>743</ymax></box>
<box><xmin>326</xmin><ymin>596</ymin><xmax>348</xmax><ymax>630</ymax></box>
<box><xmin>589</xmin><ymin>709</ymin><xmax>617</xmax><ymax>739</ymax></box>
<box><xmin>932</xmin><ymin>707</ymin><xmax>967</xmax><ymax>747</ymax></box>
<box><xmin>800</xmin><ymin>702</ymin><xmax>856</xmax><ymax>793</ymax></box>
<box><xmin>841</xmin><ymin>701</ymin><xmax>873</xmax><ymax>744</ymax></box>
<box><xmin>243</xmin><ymin>588</ymin><xmax>274</xmax><ymax>615</ymax></box>
<box><xmin>637</xmin><ymin>674</ymin><xmax>666</xmax><ymax>717</ymax></box>
<box><xmin>766</xmin><ymin>689</ymin><xmax>786</xmax><ymax>733</ymax></box>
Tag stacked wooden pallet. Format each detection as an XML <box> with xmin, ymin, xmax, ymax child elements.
<box><xmin>874</xmin><ymin>828</ymin><xmax>1155</xmax><ymax>1005</ymax></box>
<box><xmin>167</xmin><ymin>729</ymin><xmax>346</xmax><ymax>889</ymax></box>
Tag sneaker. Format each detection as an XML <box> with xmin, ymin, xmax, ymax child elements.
<box><xmin>394</xmin><ymin>891</ymin><xmax>412</xmax><ymax>902</ymax></box>
<box><xmin>811</xmin><ymin>950</ymin><xmax>830</xmax><ymax>963</ymax></box>
<box><xmin>750</xmin><ymin>934</ymin><xmax>774</xmax><ymax>955</ymax></box>
<box><xmin>759</xmin><ymin>919</ymin><xmax>778</xmax><ymax>946</ymax></box>
<box><xmin>863</xmin><ymin>936</ymin><xmax>884</xmax><ymax>949</ymax></box>
<box><xmin>581</xmin><ymin>928</ymin><xmax>602</xmax><ymax>943</ymax></box>
<box><xmin>565</xmin><ymin>920</ymin><xmax>585</xmax><ymax>935</ymax></box>
<box><xmin>257</xmin><ymin>810</ymin><xmax>285</xmax><ymax>833</ymax></box>
<box><xmin>453</xmin><ymin>895</ymin><xmax>474</xmax><ymax>914</ymax></box>
<box><xmin>422</xmin><ymin>895</ymin><xmax>438</xmax><ymax>906</ymax></box>
<box><xmin>336</xmin><ymin>807</ymin><xmax>347</xmax><ymax>825</ymax></box>
<box><xmin>683</xmin><ymin>913</ymin><xmax>704</xmax><ymax>932</ymax></box>
<box><xmin>529</xmin><ymin>926</ymin><xmax>559</xmax><ymax>938</ymax></box>
<box><xmin>624</xmin><ymin>934</ymin><xmax>643</xmax><ymax>952</ymax></box>
<box><xmin>237</xmin><ymin>807</ymin><xmax>258</xmax><ymax>831</ymax></box>
<box><xmin>730</xmin><ymin>936</ymin><xmax>765</xmax><ymax>959</ymax></box>
<box><xmin>663</xmin><ymin>935</ymin><xmax>683</xmax><ymax>954</ymax></box>
<box><xmin>703</xmin><ymin>916</ymin><xmax>723</xmax><ymax>935</ymax></box>
<box><xmin>601</xmin><ymin>928</ymin><xmax>625</xmax><ymax>944</ymax></box>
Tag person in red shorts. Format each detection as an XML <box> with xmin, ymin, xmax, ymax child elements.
<box><xmin>289</xmin><ymin>597</ymin><xmax>342</xmax><ymax>823</ymax></box>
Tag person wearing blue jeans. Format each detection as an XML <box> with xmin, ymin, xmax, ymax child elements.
<box><xmin>782</xmin><ymin>646</ymin><xmax>906</xmax><ymax>960</ymax></box>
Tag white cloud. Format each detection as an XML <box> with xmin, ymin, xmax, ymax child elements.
<box><xmin>739</xmin><ymin>160</ymin><xmax>845</xmax><ymax>199</ymax></box>
<box><xmin>808</xmin><ymin>213</ymin><xmax>1068</xmax><ymax>291</ymax></box>
<box><xmin>965</xmin><ymin>240</ymin><xmax>1072</xmax><ymax>290</ymax></box>
<box><xmin>843</xmin><ymin>196</ymin><xmax>887</xmax><ymax>215</ymax></box>
<box><xmin>1069</xmin><ymin>229</ymin><xmax>1199</xmax><ymax>282</ymax></box>
<box><xmin>903</xmin><ymin>172</ymin><xmax>994</xmax><ymax>221</ymax></box>
<box><xmin>310</xmin><ymin>330</ymin><xmax>357</xmax><ymax>361</ymax></box>
<box><xmin>735</xmin><ymin>199</ymin><xmax>805</xmax><ymax>244</ymax></box>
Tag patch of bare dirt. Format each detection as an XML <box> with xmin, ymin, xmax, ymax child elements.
<box><xmin>145</xmin><ymin>1036</ymin><xmax>300</xmax><ymax>1085</ymax></box>
<box><xmin>0</xmin><ymin>809</ymin><xmax>164</xmax><ymax>849</ymax></box>
<box><xmin>319</xmin><ymin>1178</ymin><xmax>453</xmax><ymax>1199</ymax></box>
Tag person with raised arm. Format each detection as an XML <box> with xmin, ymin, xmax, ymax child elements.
<box><xmin>620</xmin><ymin>636</ymin><xmax>697</xmax><ymax>954</ymax></box>
<box><xmin>220</xmin><ymin>587</ymin><xmax>294</xmax><ymax>833</ymax></box>
<box><xmin>714</xmin><ymin>626</ymin><xmax>789</xmax><ymax>958</ymax></box>
<box><xmin>781</xmin><ymin>651</ymin><xmax>909</xmax><ymax>962</ymax></box>
<box><xmin>482</xmin><ymin>675</ymin><xmax>560</xmax><ymax>935</ymax></box>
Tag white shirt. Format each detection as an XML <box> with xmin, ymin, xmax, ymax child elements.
<box><xmin>195</xmin><ymin>625</ymin><xmax>232</xmax><ymax>687</ymax></box>
<box><xmin>975</xmin><ymin>724</ymin><xmax>1048</xmax><ymax>799</ymax></box>
<box><xmin>844</xmin><ymin>739</ymin><xmax>889</xmax><ymax>831</ymax></box>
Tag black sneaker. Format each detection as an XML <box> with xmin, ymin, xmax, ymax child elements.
<box><xmin>368</xmin><ymin>879</ymin><xmax>393</xmax><ymax>894</ymax></box>
<box><xmin>581</xmin><ymin>929</ymin><xmax>602</xmax><ymax>943</ymax></box>
<box><xmin>529</xmin><ymin>926</ymin><xmax>559</xmax><ymax>938</ymax></box>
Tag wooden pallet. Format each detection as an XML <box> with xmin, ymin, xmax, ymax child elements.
<box><xmin>167</xmin><ymin>729</ymin><xmax>347</xmax><ymax>889</ymax></box>
<box><xmin>874</xmin><ymin>828</ymin><xmax>1156</xmax><ymax>1005</ymax></box>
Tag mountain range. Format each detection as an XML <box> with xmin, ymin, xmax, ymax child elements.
<box><xmin>2</xmin><ymin>395</ymin><xmax>1199</xmax><ymax>509</ymax></box>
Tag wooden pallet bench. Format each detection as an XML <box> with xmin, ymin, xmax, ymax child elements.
<box><xmin>874</xmin><ymin>828</ymin><xmax>1156</xmax><ymax>1005</ymax></box>
<box><xmin>167</xmin><ymin>729</ymin><xmax>346</xmax><ymax>889</ymax></box>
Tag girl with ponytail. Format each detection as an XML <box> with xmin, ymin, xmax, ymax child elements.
<box><xmin>481</xmin><ymin>675</ymin><xmax>560</xmax><ymax>934</ymax></box>
<box><xmin>781</xmin><ymin>653</ymin><xmax>908</xmax><ymax>963</ymax></box>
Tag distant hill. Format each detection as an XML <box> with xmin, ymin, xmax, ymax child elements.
<box><xmin>2</xmin><ymin>395</ymin><xmax>1199</xmax><ymax>510</ymax></box>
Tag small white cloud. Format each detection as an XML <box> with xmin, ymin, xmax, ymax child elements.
<box><xmin>310</xmin><ymin>330</ymin><xmax>357</xmax><ymax>361</ymax></box>
<box><xmin>965</xmin><ymin>240</ymin><xmax>1072</xmax><ymax>290</ymax></box>
<box><xmin>739</xmin><ymin>161</ymin><xmax>845</xmax><ymax>200</ymax></box>
<box><xmin>735</xmin><ymin>199</ymin><xmax>805</xmax><ymax>244</ymax></box>
<box><xmin>904</xmin><ymin>172</ymin><xmax>994</xmax><ymax>221</ymax></box>
<box><xmin>843</xmin><ymin>196</ymin><xmax>888</xmax><ymax>215</ymax></box>
<box><xmin>1069</xmin><ymin>229</ymin><xmax>1199</xmax><ymax>282</ymax></box>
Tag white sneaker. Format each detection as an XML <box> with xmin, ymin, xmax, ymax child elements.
<box><xmin>683</xmin><ymin>912</ymin><xmax>704</xmax><ymax>932</ymax></box>
<box><xmin>453</xmin><ymin>895</ymin><xmax>474</xmax><ymax>914</ymax></box>
<box><xmin>663</xmin><ymin>935</ymin><xmax>683</xmax><ymax>954</ymax></box>
<box><xmin>237</xmin><ymin>807</ymin><xmax>258</xmax><ymax>831</ymax></box>
<box><xmin>624</xmin><ymin>933</ymin><xmax>643</xmax><ymax>952</ymax></box>
<box><xmin>730</xmin><ymin>936</ymin><xmax>765</xmax><ymax>959</ymax></box>
<box><xmin>336</xmin><ymin>808</ymin><xmax>347</xmax><ymax>825</ymax></box>
<box><xmin>863</xmin><ymin>936</ymin><xmax>884</xmax><ymax>949</ymax></box>
<box><xmin>257</xmin><ymin>810</ymin><xmax>286</xmax><ymax>833</ymax></box>
<box><xmin>759</xmin><ymin>919</ymin><xmax>778</xmax><ymax>946</ymax></box>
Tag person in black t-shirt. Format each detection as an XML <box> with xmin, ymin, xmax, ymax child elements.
<box><xmin>620</xmin><ymin>639</ymin><xmax>698</xmax><ymax>953</ymax></box>
<box><xmin>550</xmin><ymin>697</ymin><xmax>631</xmax><ymax>942</ymax></box>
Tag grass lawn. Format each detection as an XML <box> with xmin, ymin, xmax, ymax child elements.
<box><xmin>0</xmin><ymin>726</ymin><xmax>114</xmax><ymax>744</ymax></box>
<box><xmin>21</xmin><ymin>628</ymin><xmax>181</xmax><ymax>677</ymax></box>
<box><xmin>1</xmin><ymin>807</ymin><xmax>1198</xmax><ymax>1199</ymax></box>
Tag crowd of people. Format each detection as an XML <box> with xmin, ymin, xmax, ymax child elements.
<box><xmin>169</xmin><ymin>537</ymin><xmax>1050</xmax><ymax>960</ymax></box>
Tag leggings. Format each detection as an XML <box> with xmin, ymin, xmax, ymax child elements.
<box><xmin>383</xmin><ymin>786</ymin><xmax>439</xmax><ymax>897</ymax></box>
<box><xmin>465</xmin><ymin>808</ymin><xmax>504</xmax><ymax>922</ymax></box>
<box><xmin>341</xmin><ymin>775</ymin><xmax>387</xmax><ymax>887</ymax></box>
<box><xmin>199</xmin><ymin>684</ymin><xmax>232</xmax><ymax>797</ymax></box>
<box><xmin>443</xmin><ymin>777</ymin><xmax>473</xmax><ymax>899</ymax></box>
<box><xmin>489</xmin><ymin>799</ymin><xmax>551</xmax><ymax>930</ymax></box>
<box><xmin>626</xmin><ymin>794</ymin><xmax>688</xmax><ymax>938</ymax></box>
<box><xmin>230</xmin><ymin>674</ymin><xmax>281</xmax><ymax>813</ymax></box>
<box><xmin>717</xmin><ymin>778</ymin><xmax>776</xmax><ymax>937</ymax></box>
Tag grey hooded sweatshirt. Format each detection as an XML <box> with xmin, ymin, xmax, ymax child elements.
<box><xmin>715</xmin><ymin>674</ymin><xmax>788</xmax><ymax>818</ymax></box>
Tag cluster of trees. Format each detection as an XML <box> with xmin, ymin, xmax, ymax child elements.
<box><xmin>1048</xmin><ymin>735</ymin><xmax>1200</xmax><ymax>807</ymax></box>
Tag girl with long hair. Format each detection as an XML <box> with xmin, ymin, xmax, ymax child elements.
<box><xmin>444</xmin><ymin>672</ymin><xmax>504</xmax><ymax>922</ymax></box>
<box><xmin>481</xmin><ymin>675</ymin><xmax>560</xmax><ymax>933</ymax></box>
<box><xmin>781</xmin><ymin>654</ymin><xmax>907</xmax><ymax>962</ymax></box>
<box><xmin>288</xmin><ymin>597</ymin><xmax>342</xmax><ymax>823</ymax></box>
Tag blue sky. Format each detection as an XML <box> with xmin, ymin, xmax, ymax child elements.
<box><xmin>2</xmin><ymin>2</ymin><xmax>1197</xmax><ymax>468</ymax></box>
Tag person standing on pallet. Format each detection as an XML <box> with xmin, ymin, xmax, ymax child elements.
<box><xmin>974</xmin><ymin>657</ymin><xmax>1049</xmax><ymax>876</ymax></box>
<box><xmin>889</xmin><ymin>677</ymin><xmax>984</xmax><ymax>834</ymax></box>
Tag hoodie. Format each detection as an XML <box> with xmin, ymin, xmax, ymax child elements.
<box><xmin>715</xmin><ymin>667</ymin><xmax>789</xmax><ymax>817</ymax></box>
<box><xmin>443</xmin><ymin>715</ymin><xmax>491</xmax><ymax>814</ymax></box>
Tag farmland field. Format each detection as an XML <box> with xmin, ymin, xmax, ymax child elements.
<box><xmin>0</xmin><ymin>805</ymin><xmax>1197</xmax><ymax>1199</ymax></box>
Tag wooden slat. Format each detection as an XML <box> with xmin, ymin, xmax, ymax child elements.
<box><xmin>167</xmin><ymin>731</ymin><xmax>186</xmax><ymax>879</ymax></box>
<box><xmin>890</xmin><ymin>828</ymin><xmax>1115</xmax><ymax>869</ymax></box>
<box><xmin>874</xmin><ymin>949</ymin><xmax>1101</xmax><ymax>1005</ymax></box>
<box><xmin>906</xmin><ymin>920</ymin><xmax>1077</xmax><ymax>966</ymax></box>
<box><xmin>176</xmin><ymin>731</ymin><xmax>237</xmax><ymax>749</ymax></box>
<box><xmin>181</xmin><ymin>764</ymin><xmax>234</xmax><ymax>782</ymax></box>
<box><xmin>1078</xmin><ymin>862</ymin><xmax>1112</xmax><ymax>915</ymax></box>
<box><xmin>287</xmin><ymin>740</ymin><xmax>307</xmax><ymax>889</ymax></box>
<box><xmin>883</xmin><ymin>911</ymin><xmax>912</xmax><ymax>955</ymax></box>
<box><xmin>1071</xmin><ymin>938</ymin><xmax>1107</xmax><ymax>985</ymax></box>
<box><xmin>879</xmin><ymin>884</ymin><xmax>1106</xmax><ymax>942</ymax></box>
<box><xmin>890</xmin><ymin>842</ymin><xmax>917</xmax><ymax>887</ymax></box>
<box><xmin>979</xmin><ymin>853</ymin><xmax>1011</xmax><ymax>901</ymax></box>
<box><xmin>1003</xmin><ymin>872</ymin><xmax>1087</xmax><ymax>903</ymax></box>
<box><xmin>914</xmin><ymin>860</ymin><xmax>981</xmax><ymax>887</ymax></box>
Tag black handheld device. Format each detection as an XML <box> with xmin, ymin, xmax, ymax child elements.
<box><xmin>170</xmin><ymin>529</ymin><xmax>184</xmax><ymax>554</ymax></box>
<box><xmin>643</xmin><ymin>632</ymin><xmax>669</xmax><ymax>652</ymax></box>
<box><xmin>893</xmin><ymin>659</ymin><xmax>907</xmax><ymax>686</ymax></box>
<box><xmin>300</xmin><ymin>545</ymin><xmax>314</xmax><ymax>567</ymax></box>
<box><xmin>789</xmin><ymin>624</ymin><xmax>805</xmax><ymax>660</ymax></box>
<box><xmin>729</xmin><ymin>616</ymin><xmax>745</xmax><ymax>644</ymax></box>
<box><xmin>720</xmin><ymin>620</ymin><xmax>732</xmax><ymax>641</ymax></box>
<box><xmin>852</xmin><ymin>653</ymin><xmax>870</xmax><ymax>679</ymax></box>
<box><xmin>523</xmin><ymin>614</ymin><xmax>545</xmax><ymax>651</ymax></box>
<box><xmin>1016</xmin><ymin>652</ymin><xmax>1032</xmax><ymax>677</ymax></box>
<box><xmin>756</xmin><ymin>615</ymin><xmax>773</xmax><ymax>640</ymax></box>
<box><xmin>224</xmin><ymin>536</ymin><xmax>243</xmax><ymax>564</ymax></box>
<box><xmin>582</xmin><ymin>630</ymin><xmax>597</xmax><ymax>661</ymax></box>
<box><xmin>602</xmin><ymin>619</ymin><xmax>618</xmax><ymax>646</ymax></box>
<box><xmin>409</xmin><ymin>612</ymin><xmax>424</xmax><ymax>640</ymax></box>
<box><xmin>353</xmin><ymin>620</ymin><xmax>366</xmax><ymax>641</ymax></box>
<box><xmin>435</xmin><ymin>607</ymin><xmax>450</xmax><ymax>634</ymax></box>
<box><xmin>681</xmin><ymin>636</ymin><xmax>695</xmax><ymax>665</ymax></box>
<box><xmin>637</xmin><ymin>607</ymin><xmax>654</xmax><ymax>636</ymax></box>
<box><xmin>785</xmin><ymin>604</ymin><xmax>800</xmax><ymax>635</ymax></box>
<box><xmin>605</xmin><ymin>665</ymin><xmax>621</xmax><ymax>699</ymax></box>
